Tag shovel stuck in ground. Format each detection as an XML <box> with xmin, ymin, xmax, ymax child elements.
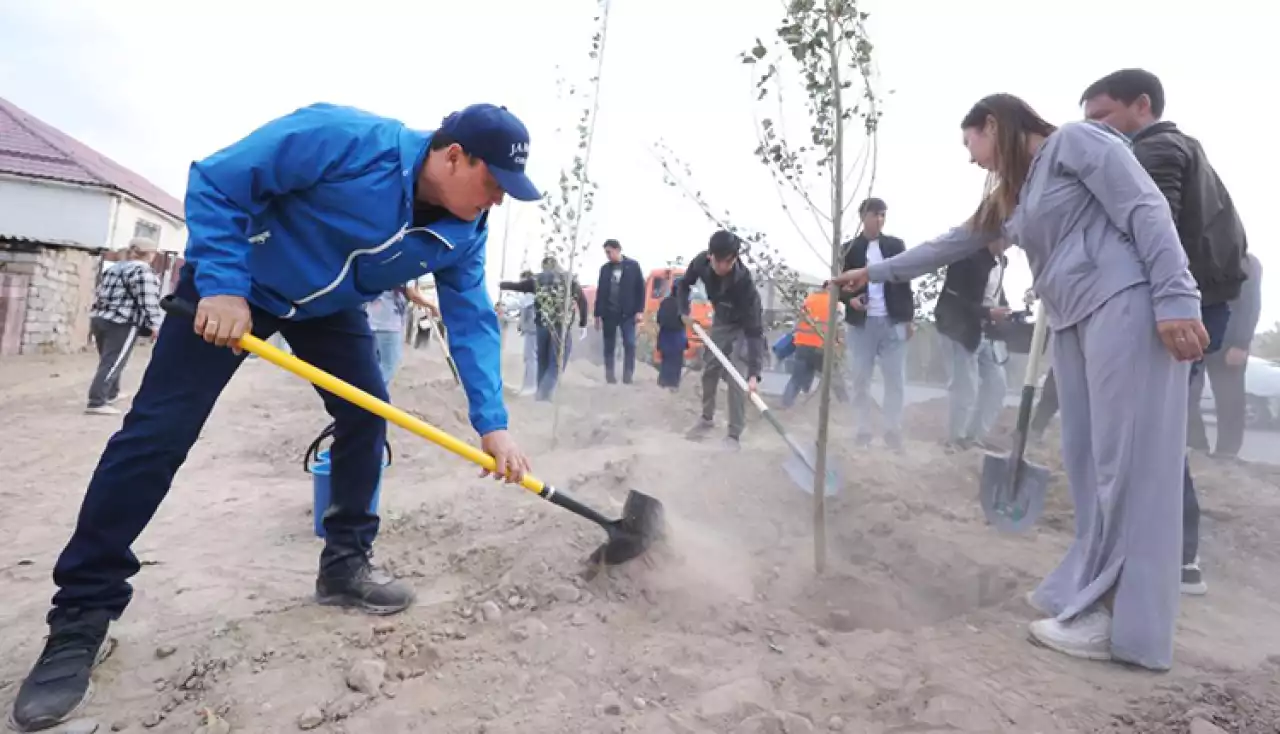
<box><xmin>690</xmin><ymin>322</ymin><xmax>839</xmax><ymax>496</ymax></box>
<box><xmin>979</xmin><ymin>302</ymin><xmax>1051</xmax><ymax>532</ymax></box>
<box><xmin>160</xmin><ymin>296</ymin><xmax>665</xmax><ymax>566</ymax></box>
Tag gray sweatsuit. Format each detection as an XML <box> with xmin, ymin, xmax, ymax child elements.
<box><xmin>867</xmin><ymin>121</ymin><xmax>1200</xmax><ymax>671</ymax></box>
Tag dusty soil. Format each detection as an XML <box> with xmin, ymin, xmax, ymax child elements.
<box><xmin>2</xmin><ymin>339</ymin><xmax>1280</xmax><ymax>734</ymax></box>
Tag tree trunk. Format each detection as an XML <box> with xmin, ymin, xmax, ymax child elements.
<box><xmin>812</xmin><ymin>7</ymin><xmax>846</xmax><ymax>574</ymax></box>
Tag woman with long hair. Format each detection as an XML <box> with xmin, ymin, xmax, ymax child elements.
<box><xmin>830</xmin><ymin>94</ymin><xmax>1208</xmax><ymax>670</ymax></box>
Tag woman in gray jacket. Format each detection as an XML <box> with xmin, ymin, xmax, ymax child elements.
<box><xmin>831</xmin><ymin>94</ymin><xmax>1208</xmax><ymax>671</ymax></box>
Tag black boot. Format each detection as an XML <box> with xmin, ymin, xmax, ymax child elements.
<box><xmin>10</xmin><ymin>608</ymin><xmax>115</xmax><ymax>732</ymax></box>
<box><xmin>316</xmin><ymin>554</ymin><xmax>415</xmax><ymax>616</ymax></box>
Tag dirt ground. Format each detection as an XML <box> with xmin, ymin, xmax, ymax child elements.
<box><xmin>2</xmin><ymin>338</ymin><xmax>1280</xmax><ymax>734</ymax></box>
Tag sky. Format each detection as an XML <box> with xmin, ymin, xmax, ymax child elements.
<box><xmin>1</xmin><ymin>0</ymin><xmax>1275</xmax><ymax>330</ymax></box>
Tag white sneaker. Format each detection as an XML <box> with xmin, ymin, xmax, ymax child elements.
<box><xmin>1029</xmin><ymin>608</ymin><xmax>1112</xmax><ymax>661</ymax></box>
<box><xmin>85</xmin><ymin>405</ymin><xmax>121</xmax><ymax>415</ymax></box>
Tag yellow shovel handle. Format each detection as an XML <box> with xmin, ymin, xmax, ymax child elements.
<box><xmin>238</xmin><ymin>331</ymin><xmax>547</xmax><ymax>495</ymax></box>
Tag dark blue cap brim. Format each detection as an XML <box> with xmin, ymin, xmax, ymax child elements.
<box><xmin>489</xmin><ymin>166</ymin><xmax>542</xmax><ymax>202</ymax></box>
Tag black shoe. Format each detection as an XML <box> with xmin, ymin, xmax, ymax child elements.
<box><xmin>316</xmin><ymin>557</ymin><xmax>415</xmax><ymax>616</ymax></box>
<box><xmin>884</xmin><ymin>432</ymin><xmax>903</xmax><ymax>452</ymax></box>
<box><xmin>1181</xmin><ymin>557</ymin><xmax>1208</xmax><ymax>596</ymax></box>
<box><xmin>10</xmin><ymin>608</ymin><xmax>115</xmax><ymax>732</ymax></box>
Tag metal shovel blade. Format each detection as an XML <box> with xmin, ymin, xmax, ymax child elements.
<box><xmin>979</xmin><ymin>450</ymin><xmax>1050</xmax><ymax>533</ymax></box>
<box><xmin>587</xmin><ymin>490</ymin><xmax>666</xmax><ymax>565</ymax></box>
<box><xmin>783</xmin><ymin>442</ymin><xmax>840</xmax><ymax>497</ymax></box>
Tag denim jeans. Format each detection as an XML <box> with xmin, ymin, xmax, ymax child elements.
<box><xmin>51</xmin><ymin>266</ymin><xmax>388</xmax><ymax>616</ymax></box>
<box><xmin>782</xmin><ymin>345</ymin><xmax>821</xmax><ymax>409</ymax></box>
<box><xmin>535</xmin><ymin>323</ymin><xmax>572</xmax><ymax>401</ymax></box>
<box><xmin>943</xmin><ymin>335</ymin><xmax>1008</xmax><ymax>442</ymax></box>
<box><xmin>521</xmin><ymin>330</ymin><xmax>538</xmax><ymax>393</ymax></box>
<box><xmin>844</xmin><ymin>317</ymin><xmax>907</xmax><ymax>437</ymax></box>
<box><xmin>372</xmin><ymin>329</ymin><xmax>404</xmax><ymax>387</ymax></box>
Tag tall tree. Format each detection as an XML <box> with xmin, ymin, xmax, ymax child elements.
<box><xmin>536</xmin><ymin>0</ymin><xmax>613</xmax><ymax>447</ymax></box>
<box><xmin>658</xmin><ymin>0</ymin><xmax>883</xmax><ymax>571</ymax></box>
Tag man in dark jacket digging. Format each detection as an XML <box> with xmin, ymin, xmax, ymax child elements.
<box><xmin>10</xmin><ymin>102</ymin><xmax>541</xmax><ymax>732</ymax></box>
<box><xmin>1082</xmin><ymin>67</ymin><xmax>1250</xmax><ymax>596</ymax></box>
<box><xmin>679</xmin><ymin>229</ymin><xmax>766</xmax><ymax>449</ymax></box>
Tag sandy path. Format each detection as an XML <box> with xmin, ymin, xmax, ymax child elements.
<box><xmin>1</xmin><ymin>341</ymin><xmax>1279</xmax><ymax>733</ymax></box>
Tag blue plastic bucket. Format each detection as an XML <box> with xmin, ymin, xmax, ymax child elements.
<box><xmin>310</xmin><ymin>453</ymin><xmax>388</xmax><ymax>539</ymax></box>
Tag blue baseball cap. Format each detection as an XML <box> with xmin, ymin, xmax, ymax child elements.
<box><xmin>437</xmin><ymin>104</ymin><xmax>541</xmax><ymax>202</ymax></box>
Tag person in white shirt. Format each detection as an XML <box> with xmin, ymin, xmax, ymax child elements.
<box><xmin>836</xmin><ymin>198</ymin><xmax>915</xmax><ymax>450</ymax></box>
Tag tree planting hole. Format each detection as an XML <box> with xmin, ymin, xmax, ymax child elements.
<box><xmin>800</xmin><ymin>553</ymin><xmax>1025</xmax><ymax>633</ymax></box>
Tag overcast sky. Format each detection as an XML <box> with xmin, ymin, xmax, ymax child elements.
<box><xmin>1</xmin><ymin>0</ymin><xmax>1274</xmax><ymax>329</ymax></box>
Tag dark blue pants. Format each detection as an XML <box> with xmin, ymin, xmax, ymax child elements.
<box><xmin>657</xmin><ymin>329</ymin><xmax>686</xmax><ymax>388</ymax></box>
<box><xmin>782</xmin><ymin>345</ymin><xmax>822</xmax><ymax>408</ymax></box>
<box><xmin>535</xmin><ymin>323</ymin><xmax>571</xmax><ymax>401</ymax></box>
<box><xmin>52</xmin><ymin>269</ymin><xmax>388</xmax><ymax>616</ymax></box>
<box><xmin>1183</xmin><ymin>302</ymin><xmax>1230</xmax><ymax>565</ymax></box>
<box><xmin>601</xmin><ymin>314</ymin><xmax>637</xmax><ymax>383</ymax></box>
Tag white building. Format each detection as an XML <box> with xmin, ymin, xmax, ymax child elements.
<box><xmin>0</xmin><ymin>96</ymin><xmax>186</xmax><ymax>355</ymax></box>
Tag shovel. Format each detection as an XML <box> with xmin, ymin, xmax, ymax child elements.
<box><xmin>690</xmin><ymin>322</ymin><xmax>839</xmax><ymax>496</ymax></box>
<box><xmin>426</xmin><ymin>312</ymin><xmax>462</xmax><ymax>385</ymax></box>
<box><xmin>979</xmin><ymin>301</ymin><xmax>1051</xmax><ymax>532</ymax></box>
<box><xmin>160</xmin><ymin>296</ymin><xmax>664</xmax><ymax>566</ymax></box>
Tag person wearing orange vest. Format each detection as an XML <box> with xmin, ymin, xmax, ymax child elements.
<box><xmin>781</xmin><ymin>288</ymin><xmax>841</xmax><ymax>408</ymax></box>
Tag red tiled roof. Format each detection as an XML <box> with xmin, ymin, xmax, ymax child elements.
<box><xmin>0</xmin><ymin>96</ymin><xmax>184</xmax><ymax>221</ymax></box>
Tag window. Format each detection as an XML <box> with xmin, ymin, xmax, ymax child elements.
<box><xmin>650</xmin><ymin>277</ymin><xmax>669</xmax><ymax>299</ymax></box>
<box><xmin>133</xmin><ymin>219</ymin><xmax>161</xmax><ymax>245</ymax></box>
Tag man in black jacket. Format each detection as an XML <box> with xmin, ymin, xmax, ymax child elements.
<box><xmin>1082</xmin><ymin>68</ymin><xmax>1249</xmax><ymax>596</ymax></box>
<box><xmin>679</xmin><ymin>230</ymin><xmax>766</xmax><ymax>449</ymax></box>
<box><xmin>594</xmin><ymin>239</ymin><xmax>646</xmax><ymax>384</ymax></box>
<box><xmin>499</xmin><ymin>256</ymin><xmax>588</xmax><ymax>402</ymax></box>
<box><xmin>839</xmin><ymin>198</ymin><xmax>914</xmax><ymax>450</ymax></box>
<box><xmin>934</xmin><ymin>245</ymin><xmax>1011</xmax><ymax>451</ymax></box>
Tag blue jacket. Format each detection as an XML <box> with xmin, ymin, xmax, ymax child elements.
<box><xmin>593</xmin><ymin>256</ymin><xmax>646</xmax><ymax>319</ymax></box>
<box><xmin>183</xmin><ymin>103</ymin><xmax>507</xmax><ymax>435</ymax></box>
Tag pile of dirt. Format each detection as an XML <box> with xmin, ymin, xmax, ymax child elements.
<box><xmin>1109</xmin><ymin>673</ymin><xmax>1280</xmax><ymax>733</ymax></box>
<box><xmin>1</xmin><ymin>345</ymin><xmax>1279</xmax><ymax>733</ymax></box>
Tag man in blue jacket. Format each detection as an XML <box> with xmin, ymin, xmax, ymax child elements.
<box><xmin>593</xmin><ymin>239</ymin><xmax>645</xmax><ymax>384</ymax></box>
<box><xmin>10</xmin><ymin>102</ymin><xmax>541</xmax><ymax>732</ymax></box>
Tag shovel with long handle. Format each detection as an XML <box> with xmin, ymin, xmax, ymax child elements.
<box><xmin>429</xmin><ymin>312</ymin><xmax>462</xmax><ymax>385</ymax></box>
<box><xmin>979</xmin><ymin>301</ymin><xmax>1052</xmax><ymax>532</ymax></box>
<box><xmin>160</xmin><ymin>296</ymin><xmax>664</xmax><ymax>565</ymax></box>
<box><xmin>690</xmin><ymin>322</ymin><xmax>839</xmax><ymax>496</ymax></box>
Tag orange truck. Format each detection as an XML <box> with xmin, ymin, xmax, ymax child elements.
<box><xmin>582</xmin><ymin>267</ymin><xmax>712</xmax><ymax>368</ymax></box>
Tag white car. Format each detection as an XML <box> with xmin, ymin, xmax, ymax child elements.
<box><xmin>1200</xmin><ymin>355</ymin><xmax>1280</xmax><ymax>430</ymax></box>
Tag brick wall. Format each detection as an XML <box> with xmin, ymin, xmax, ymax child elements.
<box><xmin>0</xmin><ymin>244</ymin><xmax>101</xmax><ymax>354</ymax></box>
